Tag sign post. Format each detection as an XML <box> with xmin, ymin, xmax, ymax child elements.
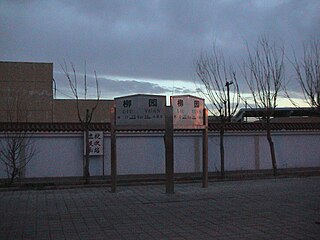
<box><xmin>165</xmin><ymin>106</ymin><xmax>174</xmax><ymax>194</ymax></box>
<box><xmin>111</xmin><ymin>94</ymin><xmax>207</xmax><ymax>192</ymax></box>
<box><xmin>110</xmin><ymin>107</ymin><xmax>117</xmax><ymax>193</ymax></box>
<box><xmin>84</xmin><ymin>131</ymin><xmax>104</xmax><ymax>176</ymax></box>
<box><xmin>171</xmin><ymin>95</ymin><xmax>208</xmax><ymax>188</ymax></box>
<box><xmin>113</xmin><ymin>94</ymin><xmax>167</xmax><ymax>193</ymax></box>
<box><xmin>202</xmin><ymin>108</ymin><xmax>208</xmax><ymax>188</ymax></box>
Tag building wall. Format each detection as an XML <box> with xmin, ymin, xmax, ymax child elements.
<box><xmin>0</xmin><ymin>131</ymin><xmax>319</xmax><ymax>179</ymax></box>
<box><xmin>53</xmin><ymin>99</ymin><xmax>113</xmax><ymax>123</ymax></box>
<box><xmin>0</xmin><ymin>61</ymin><xmax>114</xmax><ymax>123</ymax></box>
<box><xmin>0</xmin><ymin>61</ymin><xmax>53</xmax><ymax>122</ymax></box>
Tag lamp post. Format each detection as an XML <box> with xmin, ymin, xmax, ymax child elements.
<box><xmin>225</xmin><ymin>81</ymin><xmax>233</xmax><ymax>121</ymax></box>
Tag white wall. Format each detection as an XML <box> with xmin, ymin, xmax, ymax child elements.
<box><xmin>117</xmin><ymin>135</ymin><xmax>165</xmax><ymax>175</ymax></box>
<box><xmin>0</xmin><ymin>131</ymin><xmax>319</xmax><ymax>179</ymax></box>
<box><xmin>174</xmin><ymin>134</ymin><xmax>203</xmax><ymax>173</ymax></box>
<box><xmin>272</xmin><ymin>133</ymin><xmax>320</xmax><ymax>168</ymax></box>
<box><xmin>26</xmin><ymin>134</ymin><xmax>83</xmax><ymax>177</ymax></box>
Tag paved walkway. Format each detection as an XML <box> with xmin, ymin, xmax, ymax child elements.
<box><xmin>0</xmin><ymin>177</ymin><xmax>319</xmax><ymax>240</ymax></box>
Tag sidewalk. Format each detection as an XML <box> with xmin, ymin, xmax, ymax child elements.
<box><xmin>0</xmin><ymin>177</ymin><xmax>319</xmax><ymax>239</ymax></box>
<box><xmin>1</xmin><ymin>167</ymin><xmax>319</xmax><ymax>190</ymax></box>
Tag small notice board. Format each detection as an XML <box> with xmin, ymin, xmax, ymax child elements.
<box><xmin>84</xmin><ymin>131</ymin><xmax>104</xmax><ymax>156</ymax></box>
<box><xmin>115</xmin><ymin>94</ymin><xmax>166</xmax><ymax>129</ymax></box>
<box><xmin>170</xmin><ymin>95</ymin><xmax>205</xmax><ymax>129</ymax></box>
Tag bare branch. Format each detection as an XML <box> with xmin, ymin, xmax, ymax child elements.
<box><xmin>291</xmin><ymin>38</ymin><xmax>320</xmax><ymax>109</ymax></box>
<box><xmin>244</xmin><ymin>36</ymin><xmax>284</xmax><ymax>119</ymax></box>
<box><xmin>60</xmin><ymin>61</ymin><xmax>101</xmax><ymax>183</ymax></box>
<box><xmin>195</xmin><ymin>44</ymin><xmax>240</xmax><ymax>120</ymax></box>
<box><xmin>242</xmin><ymin>36</ymin><xmax>284</xmax><ymax>176</ymax></box>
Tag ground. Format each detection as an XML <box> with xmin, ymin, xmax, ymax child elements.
<box><xmin>0</xmin><ymin>177</ymin><xmax>319</xmax><ymax>239</ymax></box>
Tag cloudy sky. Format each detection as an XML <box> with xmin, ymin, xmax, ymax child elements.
<box><xmin>1</xmin><ymin>0</ymin><xmax>319</xmax><ymax>105</ymax></box>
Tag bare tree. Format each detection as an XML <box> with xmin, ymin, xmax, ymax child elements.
<box><xmin>0</xmin><ymin>131</ymin><xmax>36</xmax><ymax>185</ymax></box>
<box><xmin>243</xmin><ymin>36</ymin><xmax>284</xmax><ymax>176</ymax></box>
<box><xmin>196</xmin><ymin>44</ymin><xmax>240</xmax><ymax>178</ymax></box>
<box><xmin>0</xmin><ymin>95</ymin><xmax>36</xmax><ymax>185</ymax></box>
<box><xmin>288</xmin><ymin>38</ymin><xmax>320</xmax><ymax>110</ymax></box>
<box><xmin>61</xmin><ymin>61</ymin><xmax>101</xmax><ymax>183</ymax></box>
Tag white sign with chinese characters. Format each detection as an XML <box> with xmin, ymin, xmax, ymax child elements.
<box><xmin>115</xmin><ymin>94</ymin><xmax>166</xmax><ymax>129</ymax></box>
<box><xmin>84</xmin><ymin>131</ymin><xmax>104</xmax><ymax>156</ymax></box>
<box><xmin>171</xmin><ymin>95</ymin><xmax>205</xmax><ymax>129</ymax></box>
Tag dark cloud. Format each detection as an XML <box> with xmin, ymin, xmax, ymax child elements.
<box><xmin>99</xmin><ymin>78</ymin><xmax>170</xmax><ymax>97</ymax></box>
<box><xmin>0</xmin><ymin>0</ymin><xmax>319</xmax><ymax>99</ymax></box>
<box><xmin>53</xmin><ymin>70</ymin><xmax>192</xmax><ymax>98</ymax></box>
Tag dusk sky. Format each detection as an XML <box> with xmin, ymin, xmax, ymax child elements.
<box><xmin>1</xmin><ymin>0</ymin><xmax>319</xmax><ymax>106</ymax></box>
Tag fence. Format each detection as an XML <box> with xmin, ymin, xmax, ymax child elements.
<box><xmin>1</xmin><ymin>127</ymin><xmax>319</xmax><ymax>179</ymax></box>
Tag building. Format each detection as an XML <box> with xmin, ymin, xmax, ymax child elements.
<box><xmin>0</xmin><ymin>61</ymin><xmax>113</xmax><ymax>123</ymax></box>
<box><xmin>0</xmin><ymin>61</ymin><xmax>53</xmax><ymax>122</ymax></box>
<box><xmin>233</xmin><ymin>107</ymin><xmax>320</xmax><ymax>123</ymax></box>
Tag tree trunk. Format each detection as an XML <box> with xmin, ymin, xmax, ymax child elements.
<box><xmin>9</xmin><ymin>168</ymin><xmax>16</xmax><ymax>185</ymax></box>
<box><xmin>220</xmin><ymin>122</ymin><xmax>225</xmax><ymax>179</ymax></box>
<box><xmin>84</xmin><ymin>127</ymin><xmax>90</xmax><ymax>183</ymax></box>
<box><xmin>9</xmin><ymin>149</ymin><xmax>17</xmax><ymax>185</ymax></box>
<box><xmin>266</xmin><ymin>122</ymin><xmax>277</xmax><ymax>176</ymax></box>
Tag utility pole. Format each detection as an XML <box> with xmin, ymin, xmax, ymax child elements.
<box><xmin>225</xmin><ymin>81</ymin><xmax>233</xmax><ymax>121</ymax></box>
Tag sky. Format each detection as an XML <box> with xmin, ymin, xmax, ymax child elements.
<box><xmin>1</xmin><ymin>0</ymin><xmax>319</xmax><ymax>107</ymax></box>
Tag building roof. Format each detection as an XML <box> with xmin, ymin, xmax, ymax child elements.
<box><xmin>0</xmin><ymin>122</ymin><xmax>320</xmax><ymax>133</ymax></box>
<box><xmin>208</xmin><ymin>122</ymin><xmax>320</xmax><ymax>131</ymax></box>
<box><xmin>115</xmin><ymin>94</ymin><xmax>166</xmax><ymax>100</ymax></box>
<box><xmin>0</xmin><ymin>122</ymin><xmax>110</xmax><ymax>132</ymax></box>
<box><xmin>233</xmin><ymin>107</ymin><xmax>320</xmax><ymax>122</ymax></box>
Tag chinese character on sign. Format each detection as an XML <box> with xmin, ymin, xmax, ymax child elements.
<box><xmin>85</xmin><ymin>131</ymin><xmax>103</xmax><ymax>156</ymax></box>
<box><xmin>177</xmin><ymin>99</ymin><xmax>184</xmax><ymax>107</ymax></box>
<box><xmin>94</xmin><ymin>133</ymin><xmax>101</xmax><ymax>139</ymax></box>
<box><xmin>115</xmin><ymin>95</ymin><xmax>166</xmax><ymax>128</ymax></box>
<box><xmin>123</xmin><ymin>100</ymin><xmax>132</xmax><ymax>108</ymax></box>
<box><xmin>171</xmin><ymin>95</ymin><xmax>205</xmax><ymax>129</ymax></box>
<box><xmin>149</xmin><ymin>99</ymin><xmax>157</xmax><ymax>107</ymax></box>
<box><xmin>194</xmin><ymin>100</ymin><xmax>200</xmax><ymax>108</ymax></box>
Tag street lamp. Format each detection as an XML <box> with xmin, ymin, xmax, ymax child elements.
<box><xmin>225</xmin><ymin>81</ymin><xmax>233</xmax><ymax>121</ymax></box>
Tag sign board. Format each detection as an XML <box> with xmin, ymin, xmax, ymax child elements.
<box><xmin>115</xmin><ymin>94</ymin><xmax>166</xmax><ymax>129</ymax></box>
<box><xmin>170</xmin><ymin>95</ymin><xmax>205</xmax><ymax>129</ymax></box>
<box><xmin>84</xmin><ymin>131</ymin><xmax>104</xmax><ymax>156</ymax></box>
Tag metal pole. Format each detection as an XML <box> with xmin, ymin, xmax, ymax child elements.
<box><xmin>225</xmin><ymin>81</ymin><xmax>233</xmax><ymax>121</ymax></box>
<box><xmin>202</xmin><ymin>108</ymin><xmax>208</xmax><ymax>188</ymax></box>
<box><xmin>165</xmin><ymin>106</ymin><xmax>174</xmax><ymax>194</ymax></box>
<box><xmin>110</xmin><ymin>107</ymin><xmax>117</xmax><ymax>193</ymax></box>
